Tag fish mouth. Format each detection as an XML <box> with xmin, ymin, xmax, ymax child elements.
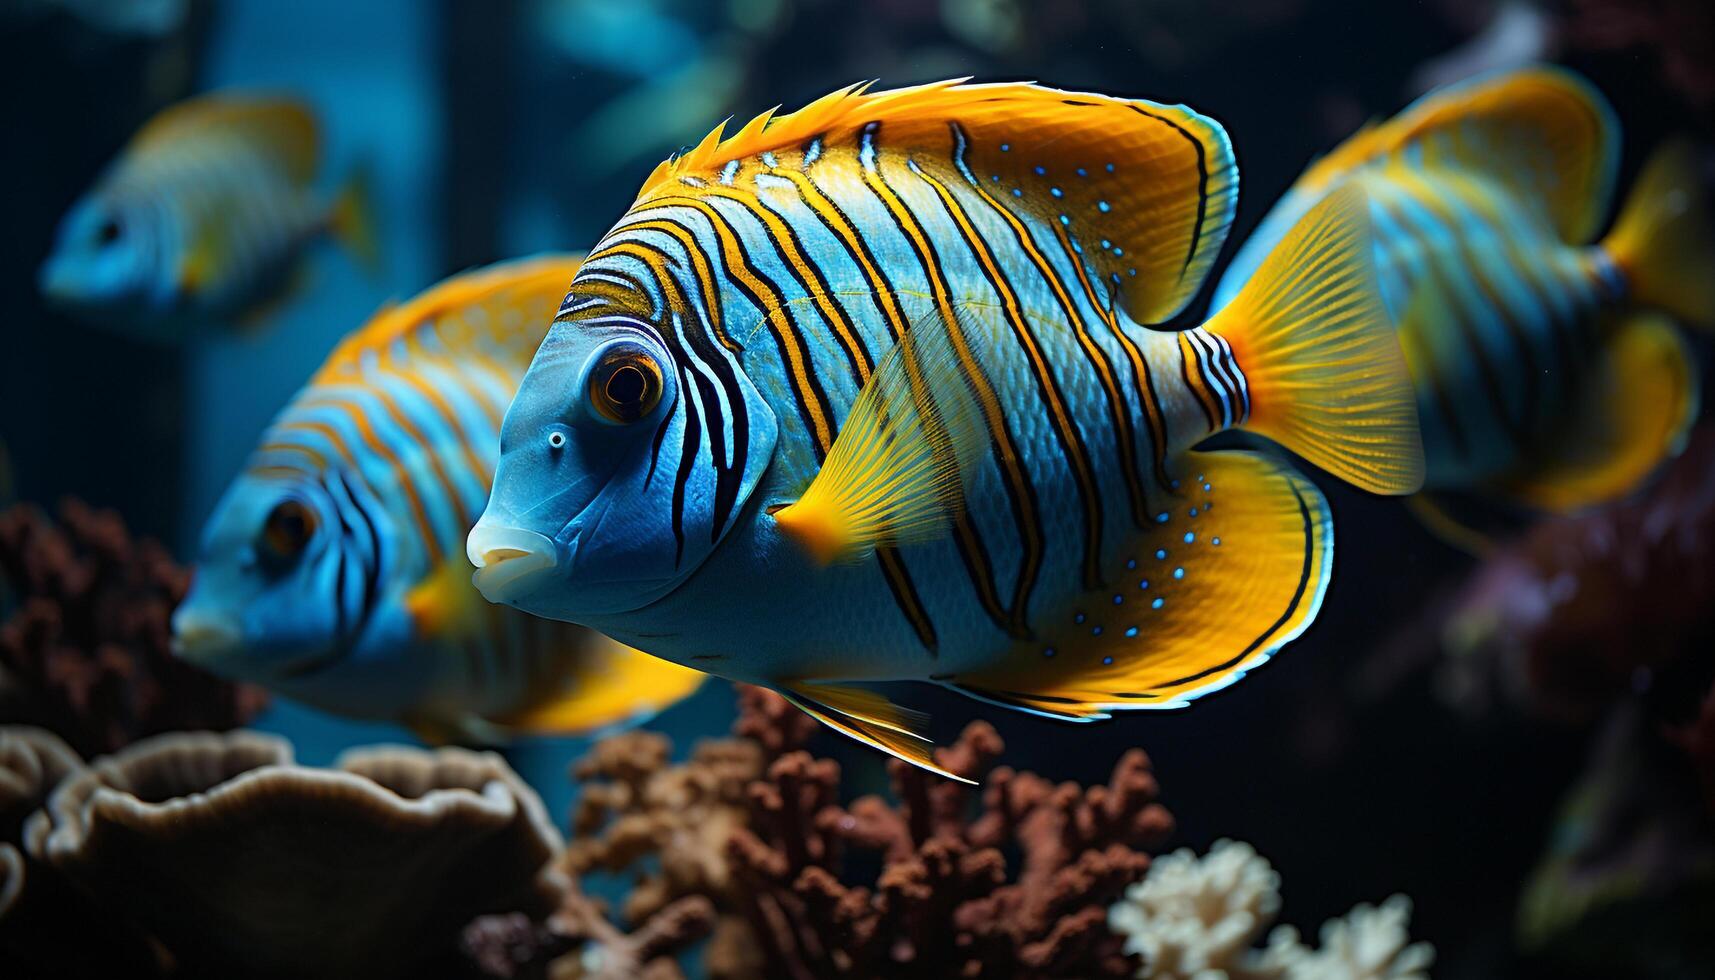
<box><xmin>467</xmin><ymin>523</ymin><xmax>560</xmax><ymax>604</ymax></box>
<box><xmin>171</xmin><ymin>610</ymin><xmax>243</xmax><ymax>666</ymax></box>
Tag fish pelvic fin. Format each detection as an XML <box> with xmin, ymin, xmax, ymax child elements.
<box><xmin>779</xmin><ymin>679</ymin><xmax>971</xmax><ymax>783</ymax></box>
<box><xmin>1206</xmin><ymin>184</ymin><xmax>1425</xmax><ymax>495</ymax></box>
<box><xmin>1490</xmin><ymin>311</ymin><xmax>1698</xmax><ymax>513</ymax></box>
<box><xmin>330</xmin><ymin>160</ymin><xmax>381</xmax><ymax>276</ymax></box>
<box><xmin>489</xmin><ymin>631</ymin><xmax>705</xmax><ymax>737</ymax></box>
<box><xmin>1603</xmin><ymin>141</ymin><xmax>1715</xmax><ymax>330</ymax></box>
<box><xmin>772</xmin><ymin>308</ymin><xmax>989</xmax><ymax>565</ymax></box>
<box><xmin>950</xmin><ymin>449</ymin><xmax>1331</xmax><ymax>715</ymax></box>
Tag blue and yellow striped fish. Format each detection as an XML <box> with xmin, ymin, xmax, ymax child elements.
<box><xmin>465</xmin><ymin>80</ymin><xmax>1424</xmax><ymax>777</ymax></box>
<box><xmin>172</xmin><ymin>256</ymin><xmax>703</xmax><ymax>742</ymax></box>
<box><xmin>1214</xmin><ymin>67</ymin><xmax>1713</xmax><ymax>527</ymax></box>
<box><xmin>39</xmin><ymin>93</ymin><xmax>374</xmax><ymax>341</ymax></box>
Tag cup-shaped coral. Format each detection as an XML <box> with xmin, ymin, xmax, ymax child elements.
<box><xmin>23</xmin><ymin>730</ymin><xmax>563</xmax><ymax>979</ymax></box>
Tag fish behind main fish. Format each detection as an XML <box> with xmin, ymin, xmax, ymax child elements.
<box><xmin>39</xmin><ymin>92</ymin><xmax>375</xmax><ymax>341</ymax></box>
<box><xmin>467</xmin><ymin>80</ymin><xmax>1424</xmax><ymax>778</ymax></box>
<box><xmin>1214</xmin><ymin>67</ymin><xmax>1712</xmax><ymax>532</ymax></box>
<box><xmin>173</xmin><ymin>255</ymin><xmax>703</xmax><ymax>743</ymax></box>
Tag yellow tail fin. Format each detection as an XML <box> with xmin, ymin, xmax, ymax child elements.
<box><xmin>491</xmin><ymin>632</ymin><xmax>705</xmax><ymax>736</ymax></box>
<box><xmin>330</xmin><ymin>162</ymin><xmax>380</xmax><ymax>275</ymax></box>
<box><xmin>1207</xmin><ymin>185</ymin><xmax>1425</xmax><ymax>495</ymax></box>
<box><xmin>1603</xmin><ymin>141</ymin><xmax>1715</xmax><ymax>329</ymax></box>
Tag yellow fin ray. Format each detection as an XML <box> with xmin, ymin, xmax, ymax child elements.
<box><xmin>489</xmin><ymin>633</ymin><xmax>706</xmax><ymax>737</ymax></box>
<box><xmin>951</xmin><ymin>451</ymin><xmax>1331</xmax><ymax>715</ymax></box>
<box><xmin>316</xmin><ymin>255</ymin><xmax>583</xmax><ymax>381</ymax></box>
<box><xmin>1298</xmin><ymin>66</ymin><xmax>1618</xmax><ymax>243</ymax></box>
<box><xmin>773</xmin><ymin>309</ymin><xmax>989</xmax><ymax>565</ymax></box>
<box><xmin>1491</xmin><ymin>312</ymin><xmax>1698</xmax><ymax>513</ymax></box>
<box><xmin>780</xmin><ymin>680</ymin><xmax>970</xmax><ymax>783</ymax></box>
<box><xmin>640</xmin><ymin>79</ymin><xmax>1236</xmax><ymax>324</ymax></box>
<box><xmin>1602</xmin><ymin>141</ymin><xmax>1715</xmax><ymax>329</ymax></box>
<box><xmin>1208</xmin><ymin>185</ymin><xmax>1425</xmax><ymax>495</ymax></box>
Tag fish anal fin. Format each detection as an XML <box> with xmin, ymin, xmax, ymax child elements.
<box><xmin>780</xmin><ymin>680</ymin><xmax>971</xmax><ymax>783</ymax></box>
<box><xmin>1299</xmin><ymin>67</ymin><xmax>1618</xmax><ymax>244</ymax></box>
<box><xmin>490</xmin><ymin>631</ymin><xmax>706</xmax><ymax>737</ymax></box>
<box><xmin>951</xmin><ymin>450</ymin><xmax>1332</xmax><ymax>712</ymax></box>
<box><xmin>1490</xmin><ymin>312</ymin><xmax>1698</xmax><ymax>513</ymax></box>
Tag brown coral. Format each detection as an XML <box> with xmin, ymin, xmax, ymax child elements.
<box><xmin>0</xmin><ymin>500</ymin><xmax>266</xmax><ymax>756</ymax></box>
<box><xmin>494</xmin><ymin>685</ymin><xmax>1174</xmax><ymax>980</ymax></box>
<box><xmin>24</xmin><ymin>729</ymin><xmax>562</xmax><ymax>980</ymax></box>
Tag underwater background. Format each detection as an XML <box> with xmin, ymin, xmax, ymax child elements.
<box><xmin>3</xmin><ymin>0</ymin><xmax>1713</xmax><ymax>977</ymax></box>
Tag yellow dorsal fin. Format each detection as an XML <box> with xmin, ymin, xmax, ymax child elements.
<box><xmin>780</xmin><ymin>680</ymin><xmax>970</xmax><ymax>783</ymax></box>
<box><xmin>1299</xmin><ymin>66</ymin><xmax>1618</xmax><ymax>244</ymax></box>
<box><xmin>132</xmin><ymin>93</ymin><xmax>322</xmax><ymax>182</ymax></box>
<box><xmin>315</xmin><ymin>254</ymin><xmax>583</xmax><ymax>381</ymax></box>
<box><xmin>638</xmin><ymin>78</ymin><xmax>1237</xmax><ymax>324</ymax></box>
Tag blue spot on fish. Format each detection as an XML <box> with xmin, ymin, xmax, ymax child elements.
<box><xmin>1156</xmin><ymin>549</ymin><xmax>1168</xmax><ymax>560</ymax></box>
<box><xmin>1097</xmin><ymin>200</ymin><xmax>1111</xmax><ymax>212</ymax></box>
<box><xmin>1034</xmin><ymin>165</ymin><xmax>1046</xmax><ymax>175</ymax></box>
<box><xmin>1152</xmin><ymin>597</ymin><xmax>1165</xmax><ymax>610</ymax></box>
<box><xmin>1012</xmin><ymin>188</ymin><xmax>1023</xmax><ymax>197</ymax></box>
<box><xmin>1103</xmin><ymin>656</ymin><xmax>1115</xmax><ymax>665</ymax></box>
<box><xmin>1156</xmin><ymin>511</ymin><xmax>1169</xmax><ymax>524</ymax></box>
<box><xmin>1074</xmin><ymin>612</ymin><xmax>1086</xmax><ymax>624</ymax></box>
<box><xmin>1124</xmin><ymin>627</ymin><xmax>1138</xmax><ymax>638</ymax></box>
<box><xmin>1092</xmin><ymin>626</ymin><xmax>1103</xmax><ymax>636</ymax></box>
<box><xmin>1126</xmin><ymin>558</ymin><xmax>1137</xmax><ymax>569</ymax></box>
<box><xmin>1043</xmin><ymin>646</ymin><xmax>1056</xmax><ymax>657</ymax></box>
<box><xmin>1138</xmin><ymin>579</ymin><xmax>1150</xmax><ymax>590</ymax></box>
<box><xmin>1001</xmin><ymin>143</ymin><xmax>1011</xmax><ymax>151</ymax></box>
<box><xmin>1106</xmin><ymin>162</ymin><xmax>1116</xmax><ymax>172</ymax></box>
<box><xmin>1059</xmin><ymin>214</ymin><xmax>1071</xmax><ymax>225</ymax></box>
<box><xmin>1212</xmin><ymin>537</ymin><xmax>1222</xmax><ymax>546</ymax></box>
<box><xmin>1051</xmin><ymin>187</ymin><xmax>1063</xmax><ymax>198</ymax></box>
<box><xmin>1173</xmin><ymin>567</ymin><xmax>1185</xmax><ymax>580</ymax></box>
<box><xmin>1184</xmin><ymin>533</ymin><xmax>1194</xmax><ymax>544</ymax></box>
<box><xmin>1113</xmin><ymin>594</ymin><xmax>1124</xmax><ymax>605</ymax></box>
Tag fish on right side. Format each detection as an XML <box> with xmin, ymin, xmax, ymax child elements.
<box><xmin>1213</xmin><ymin>67</ymin><xmax>1714</xmax><ymax>538</ymax></box>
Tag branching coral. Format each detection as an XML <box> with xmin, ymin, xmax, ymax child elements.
<box><xmin>472</xmin><ymin>685</ymin><xmax>1178</xmax><ymax>979</ymax></box>
<box><xmin>0</xmin><ymin>501</ymin><xmax>266</xmax><ymax>756</ymax></box>
<box><xmin>1108</xmin><ymin>839</ymin><xmax>1433</xmax><ymax>980</ymax></box>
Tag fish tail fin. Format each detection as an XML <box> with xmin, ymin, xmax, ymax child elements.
<box><xmin>1602</xmin><ymin>141</ymin><xmax>1715</xmax><ymax>330</ymax></box>
<box><xmin>1207</xmin><ymin>184</ymin><xmax>1425</xmax><ymax>495</ymax></box>
<box><xmin>330</xmin><ymin>161</ymin><xmax>380</xmax><ymax>275</ymax></box>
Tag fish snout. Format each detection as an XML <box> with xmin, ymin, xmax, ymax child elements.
<box><xmin>467</xmin><ymin>523</ymin><xmax>559</xmax><ymax>604</ymax></box>
<box><xmin>171</xmin><ymin>609</ymin><xmax>243</xmax><ymax>665</ymax></box>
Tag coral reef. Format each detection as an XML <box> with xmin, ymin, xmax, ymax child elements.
<box><xmin>0</xmin><ymin>500</ymin><xmax>266</xmax><ymax>756</ymax></box>
<box><xmin>22</xmin><ymin>729</ymin><xmax>561</xmax><ymax>980</ymax></box>
<box><xmin>469</xmin><ymin>685</ymin><xmax>1178</xmax><ymax>979</ymax></box>
<box><xmin>1108</xmin><ymin>839</ymin><xmax>1433</xmax><ymax>980</ymax></box>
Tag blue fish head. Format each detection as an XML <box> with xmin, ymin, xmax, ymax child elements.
<box><xmin>38</xmin><ymin>195</ymin><xmax>162</xmax><ymax>320</ymax></box>
<box><xmin>470</xmin><ymin>310</ymin><xmax>778</xmax><ymax>622</ymax></box>
<box><xmin>173</xmin><ymin>473</ymin><xmax>366</xmax><ymax>684</ymax></box>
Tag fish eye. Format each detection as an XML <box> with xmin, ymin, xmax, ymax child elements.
<box><xmin>259</xmin><ymin>499</ymin><xmax>316</xmax><ymax>565</ymax></box>
<box><xmin>96</xmin><ymin>217</ymin><xmax>122</xmax><ymax>246</ymax></box>
<box><xmin>587</xmin><ymin>344</ymin><xmax>664</xmax><ymax>424</ymax></box>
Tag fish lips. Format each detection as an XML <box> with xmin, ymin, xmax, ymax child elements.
<box><xmin>468</xmin><ymin>523</ymin><xmax>562</xmax><ymax>606</ymax></box>
<box><xmin>170</xmin><ymin>607</ymin><xmax>244</xmax><ymax>666</ymax></box>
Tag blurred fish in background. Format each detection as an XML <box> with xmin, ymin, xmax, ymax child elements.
<box><xmin>1215</xmin><ymin>68</ymin><xmax>1713</xmax><ymax>546</ymax></box>
<box><xmin>173</xmin><ymin>256</ymin><xmax>703</xmax><ymax>743</ymax></box>
<box><xmin>8</xmin><ymin>0</ymin><xmax>190</xmax><ymax>38</ymax></box>
<box><xmin>38</xmin><ymin>93</ymin><xmax>377</xmax><ymax>343</ymax></box>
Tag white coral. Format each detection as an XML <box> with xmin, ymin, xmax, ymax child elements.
<box><xmin>1109</xmin><ymin>840</ymin><xmax>1434</xmax><ymax>980</ymax></box>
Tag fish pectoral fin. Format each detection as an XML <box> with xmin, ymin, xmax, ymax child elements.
<box><xmin>490</xmin><ymin>632</ymin><xmax>706</xmax><ymax>737</ymax></box>
<box><xmin>1298</xmin><ymin>67</ymin><xmax>1616</xmax><ymax>244</ymax></box>
<box><xmin>779</xmin><ymin>679</ymin><xmax>971</xmax><ymax>784</ymax></box>
<box><xmin>950</xmin><ymin>450</ymin><xmax>1332</xmax><ymax>713</ymax></box>
<box><xmin>404</xmin><ymin>558</ymin><xmax>485</xmax><ymax>641</ymax></box>
<box><xmin>1488</xmin><ymin>311</ymin><xmax>1697</xmax><ymax>514</ymax></box>
<box><xmin>773</xmin><ymin>309</ymin><xmax>990</xmax><ymax>565</ymax></box>
<box><xmin>405</xmin><ymin>712</ymin><xmax>511</xmax><ymax>748</ymax></box>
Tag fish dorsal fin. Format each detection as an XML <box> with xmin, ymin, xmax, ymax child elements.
<box><xmin>1298</xmin><ymin>66</ymin><xmax>1618</xmax><ymax>244</ymax></box>
<box><xmin>132</xmin><ymin>94</ymin><xmax>321</xmax><ymax>182</ymax></box>
<box><xmin>315</xmin><ymin>254</ymin><xmax>583</xmax><ymax>381</ymax></box>
<box><xmin>638</xmin><ymin>79</ymin><xmax>1238</xmax><ymax>324</ymax></box>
